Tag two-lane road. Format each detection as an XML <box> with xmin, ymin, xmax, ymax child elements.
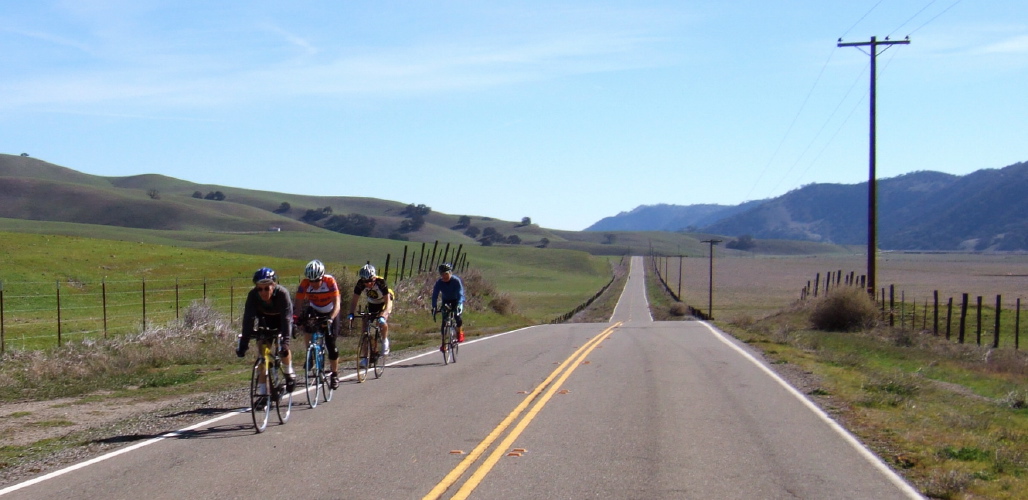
<box><xmin>2</xmin><ymin>256</ymin><xmax>921</xmax><ymax>499</ymax></box>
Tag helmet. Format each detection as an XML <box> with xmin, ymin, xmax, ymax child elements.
<box><xmin>304</xmin><ymin>259</ymin><xmax>325</xmax><ymax>281</ymax></box>
<box><xmin>252</xmin><ymin>267</ymin><xmax>277</xmax><ymax>284</ymax></box>
<box><xmin>438</xmin><ymin>263</ymin><xmax>452</xmax><ymax>273</ymax></box>
<box><xmin>359</xmin><ymin>263</ymin><xmax>376</xmax><ymax>280</ymax></box>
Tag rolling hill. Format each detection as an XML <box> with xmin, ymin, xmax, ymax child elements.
<box><xmin>587</xmin><ymin>161</ymin><xmax>1028</xmax><ymax>251</ymax></box>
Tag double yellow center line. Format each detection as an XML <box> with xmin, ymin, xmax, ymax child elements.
<box><xmin>424</xmin><ymin>322</ymin><xmax>622</xmax><ymax>500</ymax></box>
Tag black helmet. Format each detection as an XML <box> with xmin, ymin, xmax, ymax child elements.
<box><xmin>438</xmin><ymin>263</ymin><xmax>452</xmax><ymax>273</ymax></box>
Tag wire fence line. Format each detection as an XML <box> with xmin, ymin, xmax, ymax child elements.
<box><xmin>0</xmin><ymin>278</ymin><xmax>245</xmax><ymax>353</ymax></box>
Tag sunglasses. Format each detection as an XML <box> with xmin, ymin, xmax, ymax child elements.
<box><xmin>257</xmin><ymin>285</ymin><xmax>275</xmax><ymax>292</ymax></box>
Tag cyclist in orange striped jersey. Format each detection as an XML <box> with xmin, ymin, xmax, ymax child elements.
<box><xmin>295</xmin><ymin>259</ymin><xmax>344</xmax><ymax>389</ymax></box>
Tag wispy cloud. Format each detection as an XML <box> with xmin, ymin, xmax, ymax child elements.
<box><xmin>980</xmin><ymin>34</ymin><xmax>1028</xmax><ymax>53</ymax></box>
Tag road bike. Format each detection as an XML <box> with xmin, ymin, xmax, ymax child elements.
<box><xmin>302</xmin><ymin>316</ymin><xmax>334</xmax><ymax>407</ymax></box>
<box><xmin>437</xmin><ymin>302</ymin><xmax>459</xmax><ymax>365</ymax></box>
<box><xmin>247</xmin><ymin>325</ymin><xmax>293</xmax><ymax>433</ymax></box>
<box><xmin>351</xmin><ymin>310</ymin><xmax>385</xmax><ymax>382</ymax></box>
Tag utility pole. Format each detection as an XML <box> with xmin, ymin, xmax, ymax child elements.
<box><xmin>837</xmin><ymin>36</ymin><xmax>910</xmax><ymax>297</ymax></box>
<box><xmin>701</xmin><ymin>239</ymin><xmax>722</xmax><ymax>319</ymax></box>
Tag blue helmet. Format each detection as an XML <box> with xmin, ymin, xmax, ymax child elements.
<box><xmin>252</xmin><ymin>267</ymin><xmax>277</xmax><ymax>284</ymax></box>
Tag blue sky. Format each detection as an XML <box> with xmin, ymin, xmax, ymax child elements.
<box><xmin>2</xmin><ymin>1</ymin><xmax>1026</xmax><ymax>231</ymax></box>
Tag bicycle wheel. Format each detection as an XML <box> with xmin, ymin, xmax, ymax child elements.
<box><xmin>373</xmin><ymin>329</ymin><xmax>385</xmax><ymax>379</ymax></box>
<box><xmin>356</xmin><ymin>333</ymin><xmax>370</xmax><ymax>383</ymax></box>
<box><xmin>449</xmin><ymin>326</ymin><xmax>459</xmax><ymax>364</ymax></box>
<box><xmin>305</xmin><ymin>345</ymin><xmax>320</xmax><ymax>408</ymax></box>
<box><xmin>319</xmin><ymin>348</ymin><xmax>333</xmax><ymax>402</ymax></box>
<box><xmin>272</xmin><ymin>360</ymin><xmax>292</xmax><ymax>424</ymax></box>
<box><xmin>250</xmin><ymin>358</ymin><xmax>270</xmax><ymax>433</ymax></box>
<box><xmin>441</xmin><ymin>323</ymin><xmax>452</xmax><ymax>365</ymax></box>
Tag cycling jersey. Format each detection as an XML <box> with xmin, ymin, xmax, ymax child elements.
<box><xmin>296</xmin><ymin>275</ymin><xmax>341</xmax><ymax>314</ymax></box>
<box><xmin>353</xmin><ymin>277</ymin><xmax>392</xmax><ymax>305</ymax></box>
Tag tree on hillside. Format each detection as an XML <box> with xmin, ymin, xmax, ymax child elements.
<box><xmin>301</xmin><ymin>209</ymin><xmax>324</xmax><ymax>223</ymax></box>
<box><xmin>204</xmin><ymin>191</ymin><xmax>226</xmax><ymax>201</ymax></box>
<box><xmin>520</xmin><ymin>217</ymin><xmax>532</xmax><ymax>226</ymax></box>
<box><xmin>456</xmin><ymin>215</ymin><xmax>472</xmax><ymax>228</ymax></box>
<box><xmin>324</xmin><ymin>213</ymin><xmax>376</xmax><ymax>237</ymax></box>
<box><xmin>464</xmin><ymin>226</ymin><xmax>481</xmax><ymax>238</ymax></box>
<box><xmin>726</xmin><ymin>234</ymin><xmax>756</xmax><ymax>251</ymax></box>
<box><xmin>603</xmin><ymin>233</ymin><xmax>617</xmax><ymax>244</ymax></box>
<box><xmin>538</xmin><ymin>237</ymin><xmax>550</xmax><ymax>248</ymax></box>
<box><xmin>507</xmin><ymin>234</ymin><xmax>522</xmax><ymax>245</ymax></box>
<box><xmin>147</xmin><ymin>188</ymin><xmax>160</xmax><ymax>200</ymax></box>
<box><xmin>399</xmin><ymin>213</ymin><xmax>425</xmax><ymax>233</ymax></box>
<box><xmin>192</xmin><ymin>191</ymin><xmax>203</xmax><ymax>199</ymax></box>
<box><xmin>274</xmin><ymin>202</ymin><xmax>291</xmax><ymax>214</ymax></box>
<box><xmin>401</xmin><ymin>203</ymin><xmax>431</xmax><ymax>217</ymax></box>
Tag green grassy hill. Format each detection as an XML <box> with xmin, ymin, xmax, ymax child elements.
<box><xmin>1</xmin><ymin>153</ymin><xmax>853</xmax><ymax>257</ymax></box>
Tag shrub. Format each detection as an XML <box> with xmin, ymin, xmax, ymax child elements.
<box><xmin>810</xmin><ymin>287</ymin><xmax>878</xmax><ymax>332</ymax></box>
<box><xmin>669</xmin><ymin>302</ymin><xmax>689</xmax><ymax>316</ymax></box>
<box><xmin>489</xmin><ymin>294</ymin><xmax>517</xmax><ymax>315</ymax></box>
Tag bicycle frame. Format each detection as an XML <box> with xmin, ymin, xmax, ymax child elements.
<box><xmin>353</xmin><ymin>310</ymin><xmax>385</xmax><ymax>382</ymax></box>
<box><xmin>249</xmin><ymin>327</ymin><xmax>292</xmax><ymax>433</ymax></box>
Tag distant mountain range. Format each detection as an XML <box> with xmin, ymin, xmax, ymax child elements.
<box><xmin>586</xmin><ymin>161</ymin><xmax>1028</xmax><ymax>251</ymax></box>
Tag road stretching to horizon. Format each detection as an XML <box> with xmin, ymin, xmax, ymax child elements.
<box><xmin>1</xmin><ymin>256</ymin><xmax>922</xmax><ymax>499</ymax></box>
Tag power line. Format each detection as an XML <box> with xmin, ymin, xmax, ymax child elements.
<box><xmin>889</xmin><ymin>0</ymin><xmax>939</xmax><ymax>38</ymax></box>
<box><xmin>841</xmin><ymin>0</ymin><xmax>886</xmax><ymax>40</ymax></box>
<box><xmin>906</xmin><ymin>0</ymin><xmax>965</xmax><ymax>36</ymax></box>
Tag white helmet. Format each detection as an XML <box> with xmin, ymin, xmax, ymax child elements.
<box><xmin>359</xmin><ymin>263</ymin><xmax>376</xmax><ymax>280</ymax></box>
<box><xmin>304</xmin><ymin>259</ymin><xmax>325</xmax><ymax>280</ymax></box>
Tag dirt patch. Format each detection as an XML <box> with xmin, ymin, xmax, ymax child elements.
<box><xmin>0</xmin><ymin>389</ymin><xmax>245</xmax><ymax>489</ymax></box>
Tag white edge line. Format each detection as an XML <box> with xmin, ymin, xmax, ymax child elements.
<box><xmin>698</xmin><ymin>321</ymin><xmax>924</xmax><ymax>500</ymax></box>
<box><xmin>0</xmin><ymin>325</ymin><xmax>541</xmax><ymax>496</ymax></box>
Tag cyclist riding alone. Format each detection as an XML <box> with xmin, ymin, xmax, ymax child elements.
<box><xmin>432</xmin><ymin>263</ymin><xmax>466</xmax><ymax>351</ymax></box>
<box><xmin>347</xmin><ymin>263</ymin><xmax>394</xmax><ymax>356</ymax></box>
<box><xmin>294</xmin><ymin>259</ymin><xmax>344</xmax><ymax>390</ymax></box>
<box><xmin>237</xmin><ymin>267</ymin><xmax>296</xmax><ymax>398</ymax></box>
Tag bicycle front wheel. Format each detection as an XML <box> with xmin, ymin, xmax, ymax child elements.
<box><xmin>441</xmin><ymin>323</ymin><xmax>453</xmax><ymax>365</ymax></box>
<box><xmin>305</xmin><ymin>346</ymin><xmax>321</xmax><ymax>408</ymax></box>
<box><xmin>356</xmin><ymin>333</ymin><xmax>370</xmax><ymax>383</ymax></box>
<box><xmin>250</xmin><ymin>358</ymin><xmax>271</xmax><ymax>433</ymax></box>
<box><xmin>319</xmin><ymin>349</ymin><xmax>333</xmax><ymax>402</ymax></box>
<box><xmin>449</xmin><ymin>329</ymin><xmax>459</xmax><ymax>364</ymax></box>
<box><xmin>373</xmin><ymin>330</ymin><xmax>385</xmax><ymax>379</ymax></box>
<box><xmin>272</xmin><ymin>361</ymin><xmax>292</xmax><ymax>424</ymax></box>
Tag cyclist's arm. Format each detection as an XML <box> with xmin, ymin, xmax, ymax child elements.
<box><xmin>240</xmin><ymin>290</ymin><xmax>259</xmax><ymax>341</ymax></box>
<box><xmin>330</xmin><ymin>290</ymin><xmax>342</xmax><ymax>320</ymax></box>
<box><xmin>348</xmin><ymin>291</ymin><xmax>360</xmax><ymax>317</ymax></box>
<box><xmin>455</xmin><ymin>276</ymin><xmax>466</xmax><ymax>305</ymax></box>
<box><xmin>274</xmin><ymin>286</ymin><xmax>293</xmax><ymax>339</ymax></box>
<box><xmin>431</xmin><ymin>280</ymin><xmax>441</xmax><ymax>311</ymax></box>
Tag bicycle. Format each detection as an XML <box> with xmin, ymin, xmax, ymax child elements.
<box><xmin>351</xmin><ymin>310</ymin><xmax>385</xmax><ymax>382</ymax></box>
<box><xmin>436</xmin><ymin>303</ymin><xmax>459</xmax><ymax>365</ymax></box>
<box><xmin>303</xmin><ymin>317</ymin><xmax>334</xmax><ymax>407</ymax></box>
<box><xmin>246</xmin><ymin>325</ymin><xmax>293</xmax><ymax>433</ymax></box>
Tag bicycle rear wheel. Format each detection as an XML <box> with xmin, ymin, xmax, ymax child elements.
<box><xmin>250</xmin><ymin>358</ymin><xmax>271</xmax><ymax>433</ymax></box>
<box><xmin>356</xmin><ymin>333</ymin><xmax>370</xmax><ymax>382</ymax></box>
<box><xmin>373</xmin><ymin>329</ymin><xmax>385</xmax><ymax>379</ymax></box>
<box><xmin>304</xmin><ymin>345</ymin><xmax>321</xmax><ymax>408</ymax></box>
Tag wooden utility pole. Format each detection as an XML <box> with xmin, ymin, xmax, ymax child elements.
<box><xmin>837</xmin><ymin>36</ymin><xmax>910</xmax><ymax>296</ymax></box>
<box><xmin>701</xmin><ymin>239</ymin><xmax>722</xmax><ymax>319</ymax></box>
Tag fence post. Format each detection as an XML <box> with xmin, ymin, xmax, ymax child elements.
<box><xmin>814</xmin><ymin>273</ymin><xmax>820</xmax><ymax>297</ymax></box>
<box><xmin>142</xmin><ymin>278</ymin><xmax>147</xmax><ymax>331</ymax></box>
<box><xmin>442</xmin><ymin>243</ymin><xmax>451</xmax><ymax>266</ymax></box>
<box><xmin>0</xmin><ymin>282</ymin><xmax>4</xmax><ymax>354</ymax></box>
<box><xmin>959</xmin><ymin>293</ymin><xmax>968</xmax><ymax>343</ymax></box>
<box><xmin>175</xmin><ymin>278</ymin><xmax>180</xmax><ymax>320</ymax></box>
<box><xmin>922</xmin><ymin>298</ymin><xmax>928</xmax><ymax>330</ymax></box>
<box><xmin>889</xmin><ymin>285</ymin><xmax>895</xmax><ymax>327</ymax></box>
<box><xmin>230</xmin><ymin>281</ymin><xmax>234</xmax><ymax>327</ymax></box>
<box><xmin>976</xmin><ymin>295</ymin><xmax>983</xmax><ymax>346</ymax></box>
<box><xmin>419</xmin><ymin>242</ymin><xmax>426</xmax><ymax>273</ymax></box>
<box><xmin>102</xmin><ymin>279</ymin><xmax>108</xmax><ymax>339</ymax></box>
<box><xmin>1016</xmin><ymin>298</ymin><xmax>1021</xmax><ymax>350</ymax></box>
<box><xmin>203</xmin><ymin>278</ymin><xmax>208</xmax><ymax>302</ymax></box>
<box><xmin>946</xmin><ymin>297</ymin><xmax>953</xmax><ymax>340</ymax></box>
<box><xmin>430</xmin><ymin>241</ymin><xmax>439</xmax><ymax>269</ymax></box>
<box><xmin>994</xmin><ymin>295</ymin><xmax>1002</xmax><ymax>349</ymax></box>
<box><xmin>383</xmin><ymin>254</ymin><xmax>392</xmax><ymax>282</ymax></box>
<box><xmin>400</xmin><ymin>246</ymin><xmax>408</xmax><ymax>282</ymax></box>
<box><xmin>933</xmin><ymin>290</ymin><xmax>939</xmax><ymax>335</ymax></box>
<box><xmin>56</xmin><ymin>280</ymin><xmax>62</xmax><ymax>347</ymax></box>
<box><xmin>901</xmin><ymin>290</ymin><xmax>906</xmax><ymax>330</ymax></box>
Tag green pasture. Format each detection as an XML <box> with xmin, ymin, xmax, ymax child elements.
<box><xmin>0</xmin><ymin>226</ymin><xmax>615</xmax><ymax>351</ymax></box>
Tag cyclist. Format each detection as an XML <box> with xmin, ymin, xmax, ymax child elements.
<box><xmin>237</xmin><ymin>267</ymin><xmax>296</xmax><ymax>404</ymax></box>
<box><xmin>347</xmin><ymin>263</ymin><xmax>393</xmax><ymax>356</ymax></box>
<box><xmin>432</xmin><ymin>262</ymin><xmax>466</xmax><ymax>351</ymax></box>
<box><xmin>294</xmin><ymin>259</ymin><xmax>344</xmax><ymax>390</ymax></box>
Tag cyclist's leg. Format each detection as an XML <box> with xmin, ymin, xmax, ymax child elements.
<box><xmin>255</xmin><ymin>339</ymin><xmax>270</xmax><ymax>394</ymax></box>
<box><xmin>325</xmin><ymin>317</ymin><xmax>341</xmax><ymax>388</ymax></box>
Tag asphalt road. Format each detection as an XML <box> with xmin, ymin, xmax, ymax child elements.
<box><xmin>1</xmin><ymin>256</ymin><xmax>922</xmax><ymax>499</ymax></box>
